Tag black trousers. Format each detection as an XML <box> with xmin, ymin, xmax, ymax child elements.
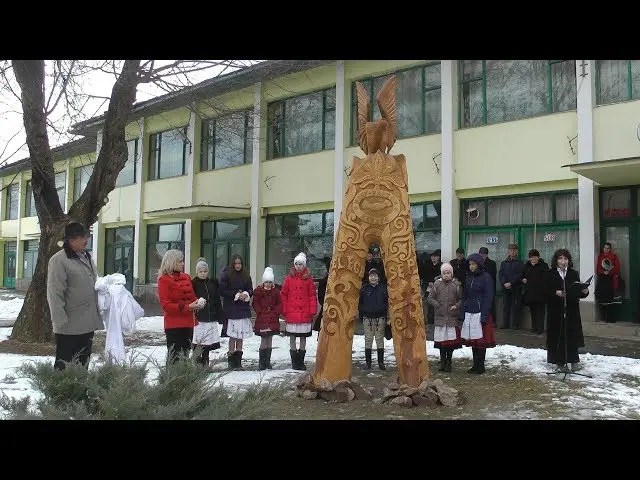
<box><xmin>165</xmin><ymin>327</ymin><xmax>193</xmax><ymax>364</ymax></box>
<box><xmin>529</xmin><ymin>303</ymin><xmax>546</xmax><ymax>333</ymax></box>
<box><xmin>502</xmin><ymin>288</ymin><xmax>522</xmax><ymax>329</ymax></box>
<box><xmin>54</xmin><ymin>332</ymin><xmax>94</xmax><ymax>371</ymax></box>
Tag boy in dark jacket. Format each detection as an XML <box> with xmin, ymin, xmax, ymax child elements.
<box><xmin>358</xmin><ymin>268</ymin><xmax>389</xmax><ymax>370</ymax></box>
<box><xmin>191</xmin><ymin>258</ymin><xmax>223</xmax><ymax>366</ymax></box>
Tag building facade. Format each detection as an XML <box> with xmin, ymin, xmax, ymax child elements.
<box><xmin>1</xmin><ymin>60</ymin><xmax>639</xmax><ymax>337</ymax></box>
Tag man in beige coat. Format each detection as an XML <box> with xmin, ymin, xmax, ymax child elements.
<box><xmin>47</xmin><ymin>221</ymin><xmax>104</xmax><ymax>370</ymax></box>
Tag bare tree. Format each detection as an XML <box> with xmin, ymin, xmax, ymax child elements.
<box><xmin>2</xmin><ymin>59</ymin><xmax>258</xmax><ymax>343</ymax></box>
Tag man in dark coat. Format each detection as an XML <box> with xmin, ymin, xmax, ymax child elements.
<box><xmin>479</xmin><ymin>247</ymin><xmax>497</xmax><ymax>323</ymax></box>
<box><xmin>498</xmin><ymin>244</ymin><xmax>524</xmax><ymax>329</ymax></box>
<box><xmin>521</xmin><ymin>249</ymin><xmax>549</xmax><ymax>334</ymax></box>
<box><xmin>449</xmin><ymin>247</ymin><xmax>469</xmax><ymax>284</ymax></box>
<box><xmin>419</xmin><ymin>249</ymin><xmax>443</xmax><ymax>325</ymax></box>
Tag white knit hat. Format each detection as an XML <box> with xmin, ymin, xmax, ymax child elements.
<box><xmin>196</xmin><ymin>257</ymin><xmax>209</xmax><ymax>273</ymax></box>
<box><xmin>262</xmin><ymin>266</ymin><xmax>275</xmax><ymax>283</ymax></box>
<box><xmin>440</xmin><ymin>262</ymin><xmax>453</xmax><ymax>274</ymax></box>
<box><xmin>294</xmin><ymin>252</ymin><xmax>307</xmax><ymax>267</ymax></box>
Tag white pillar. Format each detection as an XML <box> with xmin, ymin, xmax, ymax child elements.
<box><xmin>91</xmin><ymin>131</ymin><xmax>103</xmax><ymax>270</ymax></box>
<box><xmin>249</xmin><ymin>82</ymin><xmax>263</xmax><ymax>283</ymax></box>
<box><xmin>15</xmin><ymin>173</ymin><xmax>23</xmax><ymax>283</ymax></box>
<box><xmin>133</xmin><ymin>119</ymin><xmax>145</xmax><ymax>283</ymax></box>
<box><xmin>576</xmin><ymin>60</ymin><xmax>597</xmax><ymax>300</ymax></box>
<box><xmin>183</xmin><ymin>112</ymin><xmax>198</xmax><ymax>274</ymax></box>
<box><xmin>333</xmin><ymin>60</ymin><xmax>346</xmax><ymax>239</ymax></box>
<box><xmin>440</xmin><ymin>60</ymin><xmax>457</xmax><ymax>261</ymax></box>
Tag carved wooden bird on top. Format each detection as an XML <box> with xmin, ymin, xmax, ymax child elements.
<box><xmin>355</xmin><ymin>75</ymin><xmax>397</xmax><ymax>155</ymax></box>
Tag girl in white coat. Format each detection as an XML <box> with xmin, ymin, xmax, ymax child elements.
<box><xmin>96</xmin><ymin>273</ymin><xmax>145</xmax><ymax>365</ymax></box>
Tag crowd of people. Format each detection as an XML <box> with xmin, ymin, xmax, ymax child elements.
<box><xmin>45</xmin><ymin>220</ymin><xmax>599</xmax><ymax>377</ymax></box>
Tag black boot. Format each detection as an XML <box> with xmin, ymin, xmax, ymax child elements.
<box><xmin>364</xmin><ymin>348</ymin><xmax>372</xmax><ymax>370</ymax></box>
<box><xmin>475</xmin><ymin>348</ymin><xmax>486</xmax><ymax>375</ymax></box>
<box><xmin>468</xmin><ymin>348</ymin><xmax>478</xmax><ymax>374</ymax></box>
<box><xmin>296</xmin><ymin>350</ymin><xmax>307</xmax><ymax>371</ymax></box>
<box><xmin>265</xmin><ymin>347</ymin><xmax>273</xmax><ymax>369</ymax></box>
<box><xmin>377</xmin><ymin>349</ymin><xmax>386</xmax><ymax>370</ymax></box>
<box><xmin>290</xmin><ymin>349</ymin><xmax>298</xmax><ymax>370</ymax></box>
<box><xmin>258</xmin><ymin>349</ymin><xmax>267</xmax><ymax>371</ymax></box>
<box><xmin>233</xmin><ymin>351</ymin><xmax>244</xmax><ymax>371</ymax></box>
<box><xmin>445</xmin><ymin>349</ymin><xmax>453</xmax><ymax>372</ymax></box>
<box><xmin>439</xmin><ymin>349</ymin><xmax>446</xmax><ymax>371</ymax></box>
<box><xmin>227</xmin><ymin>352</ymin><xmax>234</xmax><ymax>370</ymax></box>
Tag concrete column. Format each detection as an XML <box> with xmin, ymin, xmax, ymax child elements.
<box><xmin>576</xmin><ymin>60</ymin><xmax>597</xmax><ymax>302</ymax></box>
<box><xmin>15</xmin><ymin>173</ymin><xmax>23</xmax><ymax>281</ymax></box>
<box><xmin>249</xmin><ymin>82</ymin><xmax>266</xmax><ymax>282</ymax></box>
<box><xmin>440</xmin><ymin>60</ymin><xmax>459</xmax><ymax>261</ymax></box>
<box><xmin>91</xmin><ymin>131</ymin><xmax>103</xmax><ymax>270</ymax></box>
<box><xmin>183</xmin><ymin>111</ymin><xmax>198</xmax><ymax>274</ymax></box>
<box><xmin>133</xmin><ymin>119</ymin><xmax>146</xmax><ymax>285</ymax></box>
<box><xmin>333</xmin><ymin>60</ymin><xmax>345</xmax><ymax>240</ymax></box>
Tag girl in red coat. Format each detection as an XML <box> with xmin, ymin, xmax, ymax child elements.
<box><xmin>281</xmin><ymin>252</ymin><xmax>318</xmax><ymax>370</ymax></box>
<box><xmin>157</xmin><ymin>249</ymin><xmax>201</xmax><ymax>364</ymax></box>
<box><xmin>252</xmin><ymin>267</ymin><xmax>282</xmax><ymax>370</ymax></box>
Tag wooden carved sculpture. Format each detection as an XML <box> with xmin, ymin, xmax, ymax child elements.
<box><xmin>312</xmin><ymin>75</ymin><xmax>429</xmax><ymax>388</ymax></box>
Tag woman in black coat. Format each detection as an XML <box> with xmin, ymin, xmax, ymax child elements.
<box><xmin>521</xmin><ymin>249</ymin><xmax>549</xmax><ymax>335</ymax></box>
<box><xmin>191</xmin><ymin>258</ymin><xmax>223</xmax><ymax>366</ymax></box>
<box><xmin>545</xmin><ymin>249</ymin><xmax>589</xmax><ymax>372</ymax></box>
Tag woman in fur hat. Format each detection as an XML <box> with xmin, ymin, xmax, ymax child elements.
<box><xmin>281</xmin><ymin>252</ymin><xmax>318</xmax><ymax>370</ymax></box>
<box><xmin>252</xmin><ymin>266</ymin><xmax>282</xmax><ymax>370</ymax></box>
<box><xmin>191</xmin><ymin>257</ymin><xmax>223</xmax><ymax>367</ymax></box>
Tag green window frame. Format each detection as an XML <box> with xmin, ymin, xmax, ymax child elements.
<box><xmin>265</xmin><ymin>210</ymin><xmax>334</xmax><ymax>283</ymax></box>
<box><xmin>115</xmin><ymin>138</ymin><xmax>138</xmax><ymax>187</ymax></box>
<box><xmin>148</xmin><ymin>127</ymin><xmax>188</xmax><ymax>180</ymax></box>
<box><xmin>266</xmin><ymin>87</ymin><xmax>336</xmax><ymax>160</ymax></box>
<box><xmin>23</xmin><ymin>240</ymin><xmax>39</xmax><ymax>279</ymax></box>
<box><xmin>595</xmin><ymin>60</ymin><xmax>640</xmax><ymax>105</ymax></box>
<box><xmin>459</xmin><ymin>190</ymin><xmax>580</xmax><ymax>295</ymax></box>
<box><xmin>458</xmin><ymin>60</ymin><xmax>577</xmax><ymax>128</ymax></box>
<box><xmin>73</xmin><ymin>164</ymin><xmax>95</xmax><ymax>202</ymax></box>
<box><xmin>105</xmin><ymin>226</ymin><xmax>135</xmax><ymax>291</ymax></box>
<box><xmin>25</xmin><ymin>180</ymin><xmax>36</xmax><ymax>217</ymax></box>
<box><xmin>200</xmin><ymin>218</ymin><xmax>251</xmax><ymax>277</ymax></box>
<box><xmin>350</xmin><ymin>62</ymin><xmax>442</xmax><ymax>146</ymax></box>
<box><xmin>146</xmin><ymin>223</ymin><xmax>185</xmax><ymax>283</ymax></box>
<box><xmin>411</xmin><ymin>200</ymin><xmax>442</xmax><ymax>259</ymax></box>
<box><xmin>200</xmin><ymin>109</ymin><xmax>253</xmax><ymax>171</ymax></box>
<box><xmin>5</xmin><ymin>183</ymin><xmax>19</xmax><ymax>220</ymax></box>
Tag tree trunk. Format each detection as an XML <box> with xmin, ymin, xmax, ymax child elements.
<box><xmin>9</xmin><ymin>59</ymin><xmax>142</xmax><ymax>344</ymax></box>
<box><xmin>9</xmin><ymin>223</ymin><xmax>67</xmax><ymax>343</ymax></box>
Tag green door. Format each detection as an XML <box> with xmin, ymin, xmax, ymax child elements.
<box><xmin>3</xmin><ymin>242</ymin><xmax>16</xmax><ymax>289</ymax></box>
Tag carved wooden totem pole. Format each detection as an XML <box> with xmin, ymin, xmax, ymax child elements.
<box><xmin>312</xmin><ymin>75</ymin><xmax>429</xmax><ymax>388</ymax></box>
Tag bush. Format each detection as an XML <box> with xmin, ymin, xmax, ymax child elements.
<box><xmin>0</xmin><ymin>352</ymin><xmax>288</xmax><ymax>420</ymax></box>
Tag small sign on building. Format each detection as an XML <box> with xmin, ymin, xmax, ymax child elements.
<box><xmin>486</xmin><ymin>236</ymin><xmax>499</xmax><ymax>244</ymax></box>
<box><xmin>543</xmin><ymin>233</ymin><xmax>556</xmax><ymax>242</ymax></box>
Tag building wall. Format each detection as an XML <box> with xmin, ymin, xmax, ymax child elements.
<box><xmin>3</xmin><ymin>60</ymin><xmax>640</xmax><ymax>340</ymax></box>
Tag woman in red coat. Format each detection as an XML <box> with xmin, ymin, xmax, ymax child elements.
<box><xmin>252</xmin><ymin>266</ymin><xmax>282</xmax><ymax>370</ymax></box>
<box><xmin>281</xmin><ymin>252</ymin><xmax>318</xmax><ymax>370</ymax></box>
<box><xmin>157</xmin><ymin>249</ymin><xmax>201</xmax><ymax>364</ymax></box>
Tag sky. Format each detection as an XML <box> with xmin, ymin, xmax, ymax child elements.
<box><xmin>1</xmin><ymin>295</ymin><xmax>640</xmax><ymax>419</ymax></box>
<box><xmin>0</xmin><ymin>60</ymin><xmax>261</xmax><ymax>167</ymax></box>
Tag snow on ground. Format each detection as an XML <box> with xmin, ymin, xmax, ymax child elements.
<box><xmin>1</xmin><ymin>312</ymin><xmax>640</xmax><ymax>419</ymax></box>
<box><xmin>0</xmin><ymin>296</ymin><xmax>24</xmax><ymax>326</ymax></box>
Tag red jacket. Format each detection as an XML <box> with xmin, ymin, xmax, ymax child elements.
<box><xmin>158</xmin><ymin>272</ymin><xmax>198</xmax><ymax>329</ymax></box>
<box><xmin>252</xmin><ymin>285</ymin><xmax>282</xmax><ymax>334</ymax></box>
<box><xmin>597</xmin><ymin>252</ymin><xmax>621</xmax><ymax>290</ymax></box>
<box><xmin>281</xmin><ymin>267</ymin><xmax>318</xmax><ymax>324</ymax></box>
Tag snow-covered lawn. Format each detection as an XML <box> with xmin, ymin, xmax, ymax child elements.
<box><xmin>2</xmin><ymin>306</ymin><xmax>640</xmax><ymax>419</ymax></box>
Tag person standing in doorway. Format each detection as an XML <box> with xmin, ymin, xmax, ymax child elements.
<box><xmin>498</xmin><ymin>243</ymin><xmax>524</xmax><ymax>329</ymax></box>
<box><xmin>157</xmin><ymin>249</ymin><xmax>200</xmax><ymax>364</ymax></box>
<box><xmin>47</xmin><ymin>221</ymin><xmax>104</xmax><ymax>370</ymax></box>
<box><xmin>595</xmin><ymin>242</ymin><xmax>622</xmax><ymax>323</ymax></box>
<box><xmin>521</xmin><ymin>249</ymin><xmax>549</xmax><ymax>334</ymax></box>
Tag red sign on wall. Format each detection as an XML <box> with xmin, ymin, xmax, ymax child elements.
<box><xmin>604</xmin><ymin>208</ymin><xmax>630</xmax><ymax>218</ymax></box>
